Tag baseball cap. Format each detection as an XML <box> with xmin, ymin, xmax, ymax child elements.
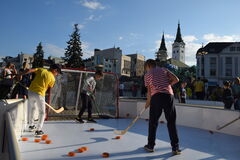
<box><xmin>50</xmin><ymin>64</ymin><xmax>62</xmax><ymax>74</ymax></box>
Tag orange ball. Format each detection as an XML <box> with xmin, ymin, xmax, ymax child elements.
<box><xmin>41</xmin><ymin>136</ymin><xmax>48</xmax><ymax>141</ymax></box>
<box><xmin>115</xmin><ymin>136</ymin><xmax>121</xmax><ymax>139</ymax></box>
<box><xmin>21</xmin><ymin>137</ymin><xmax>28</xmax><ymax>141</ymax></box>
<box><xmin>34</xmin><ymin>139</ymin><xmax>41</xmax><ymax>143</ymax></box>
<box><xmin>68</xmin><ymin>152</ymin><xmax>76</xmax><ymax>157</ymax></box>
<box><xmin>42</xmin><ymin>135</ymin><xmax>48</xmax><ymax>139</ymax></box>
<box><xmin>89</xmin><ymin>128</ymin><xmax>95</xmax><ymax>131</ymax></box>
<box><xmin>81</xmin><ymin>147</ymin><xmax>88</xmax><ymax>151</ymax></box>
<box><xmin>77</xmin><ymin>148</ymin><xmax>85</xmax><ymax>153</ymax></box>
<box><xmin>102</xmin><ymin>152</ymin><xmax>110</xmax><ymax>158</ymax></box>
<box><xmin>45</xmin><ymin>140</ymin><xmax>52</xmax><ymax>144</ymax></box>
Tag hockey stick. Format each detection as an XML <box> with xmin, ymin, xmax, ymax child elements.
<box><xmin>114</xmin><ymin>107</ymin><xmax>146</xmax><ymax>135</ymax></box>
<box><xmin>17</xmin><ymin>82</ymin><xmax>64</xmax><ymax>113</ymax></box>
<box><xmin>90</xmin><ymin>94</ymin><xmax>110</xmax><ymax>119</ymax></box>
<box><xmin>216</xmin><ymin>116</ymin><xmax>240</xmax><ymax>130</ymax></box>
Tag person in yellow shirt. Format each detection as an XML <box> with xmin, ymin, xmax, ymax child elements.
<box><xmin>194</xmin><ymin>78</ymin><xmax>204</xmax><ymax>100</ymax></box>
<box><xmin>20</xmin><ymin>64</ymin><xmax>61</xmax><ymax>136</ymax></box>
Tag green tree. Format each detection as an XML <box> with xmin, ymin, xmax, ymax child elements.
<box><xmin>63</xmin><ymin>24</ymin><xmax>84</xmax><ymax>68</ymax></box>
<box><xmin>32</xmin><ymin>42</ymin><xmax>44</xmax><ymax>68</ymax></box>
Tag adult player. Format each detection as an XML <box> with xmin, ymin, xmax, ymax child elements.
<box><xmin>143</xmin><ymin>59</ymin><xmax>181</xmax><ymax>155</ymax></box>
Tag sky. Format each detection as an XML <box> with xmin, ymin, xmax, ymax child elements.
<box><xmin>1</xmin><ymin>0</ymin><xmax>240</xmax><ymax>66</ymax></box>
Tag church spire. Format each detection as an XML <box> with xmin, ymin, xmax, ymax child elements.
<box><xmin>174</xmin><ymin>22</ymin><xmax>184</xmax><ymax>43</ymax></box>
<box><xmin>159</xmin><ymin>33</ymin><xmax>167</xmax><ymax>51</ymax></box>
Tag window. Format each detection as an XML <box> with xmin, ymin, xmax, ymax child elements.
<box><xmin>209</xmin><ymin>57</ymin><xmax>217</xmax><ymax>76</ymax></box>
<box><xmin>177</xmin><ymin>50</ymin><xmax>179</xmax><ymax>53</ymax></box>
<box><xmin>237</xmin><ymin>47</ymin><xmax>240</xmax><ymax>51</ymax></box>
<box><xmin>181</xmin><ymin>50</ymin><xmax>184</xmax><ymax>53</ymax></box>
<box><xmin>173</xmin><ymin>51</ymin><xmax>175</xmax><ymax>53</ymax></box>
<box><xmin>230</xmin><ymin>47</ymin><xmax>236</xmax><ymax>51</ymax></box>
<box><xmin>235</xmin><ymin>58</ymin><xmax>238</xmax><ymax>76</ymax></box>
<box><xmin>225</xmin><ymin>57</ymin><xmax>232</xmax><ymax>76</ymax></box>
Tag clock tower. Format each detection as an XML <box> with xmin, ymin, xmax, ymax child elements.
<box><xmin>172</xmin><ymin>22</ymin><xmax>185</xmax><ymax>63</ymax></box>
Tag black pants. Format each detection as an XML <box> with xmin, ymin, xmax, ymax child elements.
<box><xmin>148</xmin><ymin>93</ymin><xmax>179</xmax><ymax>149</ymax></box>
<box><xmin>78</xmin><ymin>92</ymin><xmax>93</xmax><ymax>119</ymax></box>
<box><xmin>224</xmin><ymin>100</ymin><xmax>233</xmax><ymax>109</ymax></box>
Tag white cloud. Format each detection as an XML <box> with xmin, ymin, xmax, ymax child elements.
<box><xmin>183</xmin><ymin>35</ymin><xmax>198</xmax><ymax>42</ymax></box>
<box><xmin>86</xmin><ymin>15</ymin><xmax>102</xmax><ymax>21</ymax></box>
<box><xmin>165</xmin><ymin>34</ymin><xmax>174</xmax><ymax>39</ymax></box>
<box><xmin>81</xmin><ymin>0</ymin><xmax>105</xmax><ymax>10</ymax></box>
<box><xmin>118</xmin><ymin>36</ymin><xmax>123</xmax><ymax>40</ymax></box>
<box><xmin>45</xmin><ymin>44</ymin><xmax>65</xmax><ymax>58</ymax></box>
<box><xmin>203</xmin><ymin>33</ymin><xmax>240</xmax><ymax>42</ymax></box>
<box><xmin>82</xmin><ymin>42</ymin><xmax>94</xmax><ymax>59</ymax></box>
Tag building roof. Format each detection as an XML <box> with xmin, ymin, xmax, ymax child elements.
<box><xmin>196</xmin><ymin>42</ymin><xmax>234</xmax><ymax>55</ymax></box>
<box><xmin>174</xmin><ymin>22</ymin><xmax>184</xmax><ymax>43</ymax></box>
<box><xmin>167</xmin><ymin>58</ymin><xmax>189</xmax><ymax>68</ymax></box>
<box><xmin>159</xmin><ymin>33</ymin><xmax>167</xmax><ymax>51</ymax></box>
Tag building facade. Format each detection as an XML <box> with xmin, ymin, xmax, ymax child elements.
<box><xmin>94</xmin><ymin>47</ymin><xmax>131</xmax><ymax>76</ymax></box>
<box><xmin>196</xmin><ymin>42</ymin><xmax>240</xmax><ymax>85</ymax></box>
<box><xmin>127</xmin><ymin>54</ymin><xmax>145</xmax><ymax>77</ymax></box>
<box><xmin>172</xmin><ymin>23</ymin><xmax>185</xmax><ymax>63</ymax></box>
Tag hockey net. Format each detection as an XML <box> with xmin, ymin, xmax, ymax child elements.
<box><xmin>46</xmin><ymin>68</ymin><xmax>119</xmax><ymax>120</ymax></box>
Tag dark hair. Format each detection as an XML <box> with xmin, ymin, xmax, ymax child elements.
<box><xmin>144</xmin><ymin>59</ymin><xmax>156</xmax><ymax>69</ymax></box>
<box><xmin>6</xmin><ymin>62</ymin><xmax>12</xmax><ymax>68</ymax></box>
<box><xmin>95</xmin><ymin>70</ymin><xmax>103</xmax><ymax>77</ymax></box>
<box><xmin>223</xmin><ymin>81</ymin><xmax>230</xmax><ymax>87</ymax></box>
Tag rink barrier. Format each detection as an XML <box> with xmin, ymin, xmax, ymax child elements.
<box><xmin>0</xmin><ymin>99</ymin><xmax>25</xmax><ymax>160</ymax></box>
<box><xmin>119</xmin><ymin>98</ymin><xmax>240</xmax><ymax>136</ymax></box>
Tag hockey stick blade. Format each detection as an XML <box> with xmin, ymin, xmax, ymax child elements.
<box><xmin>114</xmin><ymin>130</ymin><xmax>126</xmax><ymax>135</ymax></box>
<box><xmin>45</xmin><ymin>103</ymin><xmax>64</xmax><ymax>113</ymax></box>
<box><xmin>17</xmin><ymin>82</ymin><xmax>64</xmax><ymax>113</ymax></box>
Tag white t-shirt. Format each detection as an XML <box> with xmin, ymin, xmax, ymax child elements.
<box><xmin>82</xmin><ymin>76</ymin><xmax>96</xmax><ymax>96</ymax></box>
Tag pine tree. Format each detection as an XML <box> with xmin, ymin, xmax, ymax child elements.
<box><xmin>32</xmin><ymin>42</ymin><xmax>44</xmax><ymax>68</ymax></box>
<box><xmin>64</xmin><ymin>24</ymin><xmax>84</xmax><ymax>68</ymax></box>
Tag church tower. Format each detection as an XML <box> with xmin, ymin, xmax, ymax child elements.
<box><xmin>156</xmin><ymin>33</ymin><xmax>168</xmax><ymax>62</ymax></box>
<box><xmin>172</xmin><ymin>22</ymin><xmax>185</xmax><ymax>63</ymax></box>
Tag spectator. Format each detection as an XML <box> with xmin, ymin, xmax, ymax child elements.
<box><xmin>186</xmin><ymin>86</ymin><xmax>192</xmax><ymax>99</ymax></box>
<box><xmin>232</xmin><ymin>77</ymin><xmax>240</xmax><ymax>110</ymax></box>
<box><xmin>18</xmin><ymin>62</ymin><xmax>31</xmax><ymax>99</ymax></box>
<box><xmin>119</xmin><ymin>83</ymin><xmax>124</xmax><ymax>96</ymax></box>
<box><xmin>193</xmin><ymin>78</ymin><xmax>204</xmax><ymax>100</ymax></box>
<box><xmin>222</xmin><ymin>81</ymin><xmax>234</xmax><ymax>109</ymax></box>
<box><xmin>141</xmin><ymin>76</ymin><xmax>147</xmax><ymax>97</ymax></box>
<box><xmin>132</xmin><ymin>82</ymin><xmax>138</xmax><ymax>97</ymax></box>
<box><xmin>0</xmin><ymin>62</ymin><xmax>17</xmax><ymax>99</ymax></box>
<box><xmin>178</xmin><ymin>82</ymin><xmax>187</xmax><ymax>103</ymax></box>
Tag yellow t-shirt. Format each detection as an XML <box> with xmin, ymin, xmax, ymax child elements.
<box><xmin>194</xmin><ymin>81</ymin><xmax>204</xmax><ymax>92</ymax></box>
<box><xmin>29</xmin><ymin>68</ymin><xmax>55</xmax><ymax>96</ymax></box>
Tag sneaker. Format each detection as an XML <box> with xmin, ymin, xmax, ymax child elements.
<box><xmin>28</xmin><ymin>125</ymin><xmax>36</xmax><ymax>132</ymax></box>
<box><xmin>87</xmin><ymin>118</ymin><xmax>97</xmax><ymax>123</ymax></box>
<box><xmin>172</xmin><ymin>148</ymin><xmax>181</xmax><ymax>155</ymax></box>
<box><xmin>35</xmin><ymin>130</ymin><xmax>44</xmax><ymax>136</ymax></box>
<box><xmin>144</xmin><ymin>145</ymin><xmax>154</xmax><ymax>152</ymax></box>
<box><xmin>75</xmin><ymin>118</ymin><xmax>84</xmax><ymax>123</ymax></box>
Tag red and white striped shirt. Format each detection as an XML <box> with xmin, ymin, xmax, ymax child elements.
<box><xmin>144</xmin><ymin>67</ymin><xmax>173</xmax><ymax>96</ymax></box>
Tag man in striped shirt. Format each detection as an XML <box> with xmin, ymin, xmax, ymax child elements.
<box><xmin>144</xmin><ymin>59</ymin><xmax>181</xmax><ymax>155</ymax></box>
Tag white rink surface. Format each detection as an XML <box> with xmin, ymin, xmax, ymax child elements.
<box><xmin>19</xmin><ymin>119</ymin><xmax>240</xmax><ymax>160</ymax></box>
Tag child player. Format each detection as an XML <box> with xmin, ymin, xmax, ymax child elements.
<box><xmin>20</xmin><ymin>64</ymin><xmax>61</xmax><ymax>136</ymax></box>
<box><xmin>144</xmin><ymin>59</ymin><xmax>181</xmax><ymax>155</ymax></box>
<box><xmin>76</xmin><ymin>70</ymin><xmax>103</xmax><ymax>123</ymax></box>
